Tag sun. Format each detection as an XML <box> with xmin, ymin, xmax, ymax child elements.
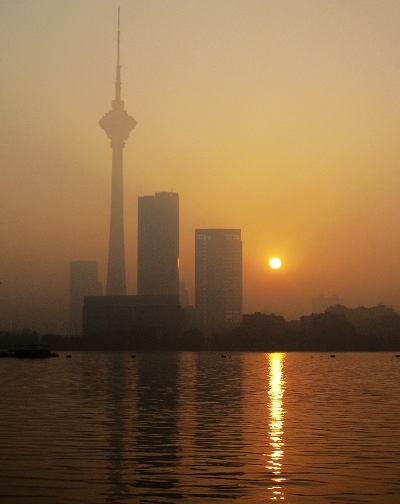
<box><xmin>269</xmin><ymin>257</ymin><xmax>282</xmax><ymax>269</ymax></box>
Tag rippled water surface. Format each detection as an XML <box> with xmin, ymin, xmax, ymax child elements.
<box><xmin>1</xmin><ymin>352</ymin><xmax>400</xmax><ymax>503</ymax></box>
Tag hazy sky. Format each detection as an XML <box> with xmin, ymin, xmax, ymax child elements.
<box><xmin>2</xmin><ymin>0</ymin><xmax>400</xmax><ymax>331</ymax></box>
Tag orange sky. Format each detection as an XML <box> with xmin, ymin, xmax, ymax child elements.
<box><xmin>2</xmin><ymin>0</ymin><xmax>400</xmax><ymax>332</ymax></box>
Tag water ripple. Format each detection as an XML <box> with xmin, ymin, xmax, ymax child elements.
<box><xmin>0</xmin><ymin>352</ymin><xmax>400</xmax><ymax>502</ymax></box>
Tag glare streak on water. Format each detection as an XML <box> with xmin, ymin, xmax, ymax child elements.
<box><xmin>0</xmin><ymin>352</ymin><xmax>400</xmax><ymax>503</ymax></box>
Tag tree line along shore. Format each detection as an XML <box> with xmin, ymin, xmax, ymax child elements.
<box><xmin>1</xmin><ymin>304</ymin><xmax>400</xmax><ymax>353</ymax></box>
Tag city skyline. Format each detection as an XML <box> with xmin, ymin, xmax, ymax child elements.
<box><xmin>2</xmin><ymin>1</ymin><xmax>400</xmax><ymax>332</ymax></box>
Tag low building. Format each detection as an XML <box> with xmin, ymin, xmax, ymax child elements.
<box><xmin>69</xmin><ymin>261</ymin><xmax>102</xmax><ymax>335</ymax></box>
<box><xmin>82</xmin><ymin>294</ymin><xmax>182</xmax><ymax>342</ymax></box>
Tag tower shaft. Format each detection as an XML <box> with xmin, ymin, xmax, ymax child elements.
<box><xmin>106</xmin><ymin>145</ymin><xmax>126</xmax><ymax>295</ymax></box>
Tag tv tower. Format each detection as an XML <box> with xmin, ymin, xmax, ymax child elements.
<box><xmin>99</xmin><ymin>8</ymin><xmax>136</xmax><ymax>296</ymax></box>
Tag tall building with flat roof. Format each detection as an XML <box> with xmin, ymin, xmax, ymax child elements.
<box><xmin>195</xmin><ymin>229</ymin><xmax>242</xmax><ymax>332</ymax></box>
<box><xmin>69</xmin><ymin>261</ymin><xmax>102</xmax><ymax>335</ymax></box>
<box><xmin>137</xmin><ymin>192</ymin><xmax>179</xmax><ymax>300</ymax></box>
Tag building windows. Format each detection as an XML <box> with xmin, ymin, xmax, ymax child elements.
<box><xmin>195</xmin><ymin>229</ymin><xmax>242</xmax><ymax>332</ymax></box>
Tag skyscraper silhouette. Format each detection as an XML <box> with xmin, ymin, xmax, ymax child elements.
<box><xmin>137</xmin><ymin>192</ymin><xmax>179</xmax><ymax>299</ymax></box>
<box><xmin>100</xmin><ymin>8</ymin><xmax>136</xmax><ymax>296</ymax></box>
<box><xmin>195</xmin><ymin>229</ymin><xmax>242</xmax><ymax>332</ymax></box>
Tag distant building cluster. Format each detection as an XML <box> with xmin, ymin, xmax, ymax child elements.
<box><xmin>70</xmin><ymin>189</ymin><xmax>243</xmax><ymax>337</ymax></box>
<box><xmin>68</xmin><ymin>24</ymin><xmax>242</xmax><ymax>340</ymax></box>
<box><xmin>70</xmin><ymin>195</ymin><xmax>243</xmax><ymax>338</ymax></box>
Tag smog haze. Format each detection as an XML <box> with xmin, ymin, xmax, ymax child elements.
<box><xmin>2</xmin><ymin>0</ymin><xmax>400</xmax><ymax>332</ymax></box>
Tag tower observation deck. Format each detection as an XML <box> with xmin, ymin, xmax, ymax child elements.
<box><xmin>99</xmin><ymin>8</ymin><xmax>136</xmax><ymax>296</ymax></box>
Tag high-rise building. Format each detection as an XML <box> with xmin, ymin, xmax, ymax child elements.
<box><xmin>69</xmin><ymin>261</ymin><xmax>102</xmax><ymax>335</ymax></box>
<box><xmin>195</xmin><ymin>229</ymin><xmax>242</xmax><ymax>331</ymax></box>
<box><xmin>137</xmin><ymin>192</ymin><xmax>179</xmax><ymax>300</ymax></box>
<box><xmin>99</xmin><ymin>8</ymin><xmax>136</xmax><ymax>296</ymax></box>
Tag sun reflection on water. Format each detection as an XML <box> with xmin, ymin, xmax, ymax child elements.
<box><xmin>266</xmin><ymin>353</ymin><xmax>285</xmax><ymax>500</ymax></box>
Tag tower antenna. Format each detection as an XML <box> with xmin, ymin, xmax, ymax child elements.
<box><xmin>115</xmin><ymin>6</ymin><xmax>121</xmax><ymax>101</ymax></box>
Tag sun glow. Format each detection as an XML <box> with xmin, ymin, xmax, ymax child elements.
<box><xmin>269</xmin><ymin>257</ymin><xmax>282</xmax><ymax>269</ymax></box>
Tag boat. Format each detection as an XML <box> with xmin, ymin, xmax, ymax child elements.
<box><xmin>0</xmin><ymin>350</ymin><xmax>15</xmax><ymax>358</ymax></box>
<box><xmin>13</xmin><ymin>344</ymin><xmax>59</xmax><ymax>359</ymax></box>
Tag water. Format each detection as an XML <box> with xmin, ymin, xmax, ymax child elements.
<box><xmin>1</xmin><ymin>352</ymin><xmax>399</xmax><ymax>503</ymax></box>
